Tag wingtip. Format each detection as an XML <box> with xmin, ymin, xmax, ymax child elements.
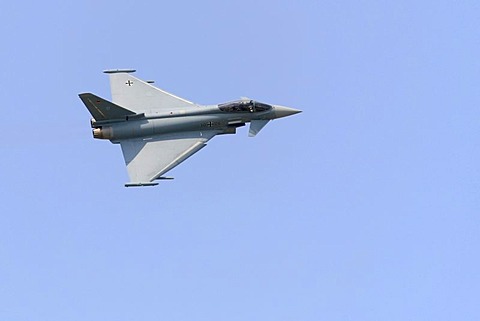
<box><xmin>124</xmin><ymin>182</ymin><xmax>159</xmax><ymax>187</ymax></box>
<box><xmin>103</xmin><ymin>69</ymin><xmax>136</xmax><ymax>74</ymax></box>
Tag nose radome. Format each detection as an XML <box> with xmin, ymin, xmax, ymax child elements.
<box><xmin>273</xmin><ymin>105</ymin><xmax>302</xmax><ymax>119</ymax></box>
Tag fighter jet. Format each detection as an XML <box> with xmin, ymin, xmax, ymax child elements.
<box><xmin>79</xmin><ymin>69</ymin><xmax>301</xmax><ymax>187</ymax></box>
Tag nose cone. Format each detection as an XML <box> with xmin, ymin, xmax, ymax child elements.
<box><xmin>273</xmin><ymin>105</ymin><xmax>302</xmax><ymax>119</ymax></box>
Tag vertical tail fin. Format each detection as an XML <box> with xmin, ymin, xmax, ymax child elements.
<box><xmin>78</xmin><ymin>93</ymin><xmax>135</xmax><ymax>121</ymax></box>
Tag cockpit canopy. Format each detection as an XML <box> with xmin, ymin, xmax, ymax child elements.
<box><xmin>218</xmin><ymin>100</ymin><xmax>272</xmax><ymax>113</ymax></box>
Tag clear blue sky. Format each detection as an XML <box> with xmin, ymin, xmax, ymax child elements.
<box><xmin>1</xmin><ymin>1</ymin><xmax>479</xmax><ymax>320</ymax></box>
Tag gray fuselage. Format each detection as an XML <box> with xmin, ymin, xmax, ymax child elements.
<box><xmin>93</xmin><ymin>103</ymin><xmax>274</xmax><ymax>141</ymax></box>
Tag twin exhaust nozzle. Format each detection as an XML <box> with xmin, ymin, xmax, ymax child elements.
<box><xmin>91</xmin><ymin>118</ymin><xmax>112</xmax><ymax>139</ymax></box>
<box><xmin>92</xmin><ymin>127</ymin><xmax>112</xmax><ymax>139</ymax></box>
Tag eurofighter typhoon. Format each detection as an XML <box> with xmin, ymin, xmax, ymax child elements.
<box><xmin>79</xmin><ymin>69</ymin><xmax>301</xmax><ymax>187</ymax></box>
